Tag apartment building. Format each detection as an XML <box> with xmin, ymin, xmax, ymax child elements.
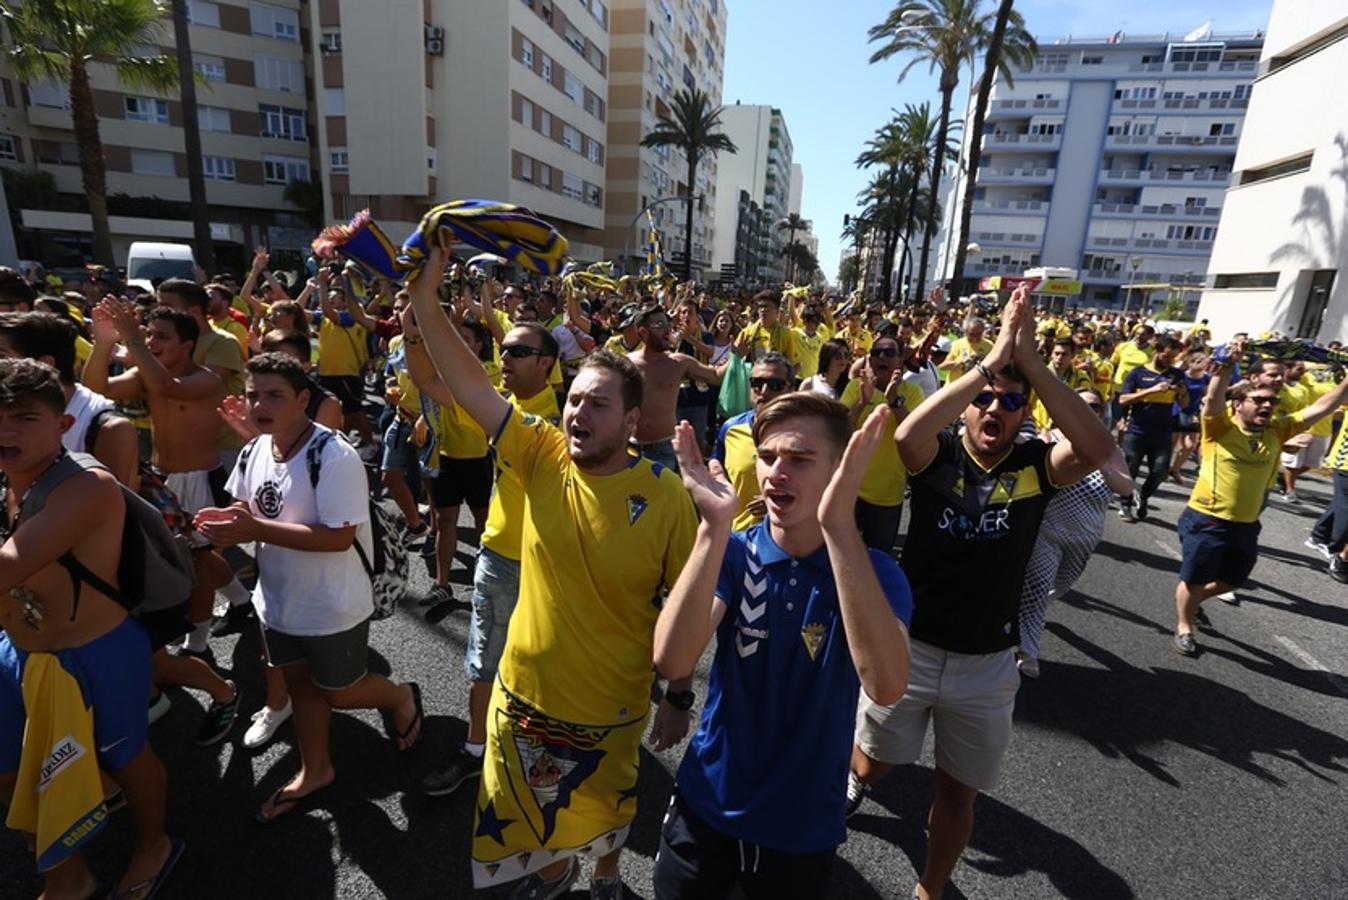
<box><xmin>0</xmin><ymin>0</ymin><xmax>315</xmax><ymax>268</ymax></box>
<box><xmin>1196</xmin><ymin>1</ymin><xmax>1348</xmax><ymax>343</ymax></box>
<box><xmin>604</xmin><ymin>0</ymin><xmax>728</xmax><ymax>276</ymax></box>
<box><xmin>939</xmin><ymin>30</ymin><xmax>1263</xmax><ymax>308</ymax></box>
<box><xmin>310</xmin><ymin>0</ymin><xmax>611</xmax><ymax>261</ymax></box>
<box><xmin>710</xmin><ymin>102</ymin><xmax>792</xmax><ymax>284</ymax></box>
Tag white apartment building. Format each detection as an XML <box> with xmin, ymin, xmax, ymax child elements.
<box><xmin>940</xmin><ymin>30</ymin><xmax>1263</xmax><ymax>308</ymax></box>
<box><xmin>310</xmin><ymin>0</ymin><xmax>612</xmax><ymax>260</ymax></box>
<box><xmin>603</xmin><ymin>0</ymin><xmax>728</xmax><ymax>276</ymax></box>
<box><xmin>1196</xmin><ymin>2</ymin><xmax>1348</xmax><ymax>342</ymax></box>
<box><xmin>711</xmin><ymin>102</ymin><xmax>792</xmax><ymax>284</ymax></box>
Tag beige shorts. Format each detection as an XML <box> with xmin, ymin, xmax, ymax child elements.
<box><xmin>1279</xmin><ymin>435</ymin><xmax>1330</xmax><ymax>471</ymax></box>
<box><xmin>855</xmin><ymin>639</ymin><xmax>1020</xmax><ymax>792</ymax></box>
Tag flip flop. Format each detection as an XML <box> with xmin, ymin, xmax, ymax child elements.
<box><xmin>392</xmin><ymin>682</ymin><xmax>423</xmax><ymax>752</ymax></box>
<box><xmin>254</xmin><ymin>779</ymin><xmax>338</xmax><ymax>826</ymax></box>
<box><xmin>109</xmin><ymin>836</ymin><xmax>185</xmax><ymax>900</ymax></box>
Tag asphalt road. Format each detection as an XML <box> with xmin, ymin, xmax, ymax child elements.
<box><xmin>5</xmin><ymin>465</ymin><xmax>1347</xmax><ymax>899</ymax></box>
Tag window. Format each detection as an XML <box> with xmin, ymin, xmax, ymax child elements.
<box><xmin>320</xmin><ymin>30</ymin><xmax>342</xmax><ymax>54</ymax></box>
<box><xmin>251</xmin><ymin>2</ymin><xmax>300</xmax><ymax>42</ymax></box>
<box><xmin>194</xmin><ymin>54</ymin><xmax>226</xmax><ymax>82</ymax></box>
<box><xmin>187</xmin><ymin>0</ymin><xmax>220</xmax><ymax>27</ymax></box>
<box><xmin>427</xmin><ymin>147</ymin><xmax>436</xmax><ymax>172</ymax></box>
<box><xmin>202</xmin><ymin>156</ymin><xmax>235</xmax><ymax>181</ymax></box>
<box><xmin>564</xmin><ymin>24</ymin><xmax>585</xmax><ymax>54</ymax></box>
<box><xmin>1238</xmin><ymin>152</ymin><xmax>1313</xmax><ymax>186</ymax></box>
<box><xmin>585</xmin><ymin>138</ymin><xmax>601</xmax><ymax>164</ymax></box>
<box><xmin>28</xmin><ymin>77</ymin><xmax>67</xmax><ymax>108</ymax></box>
<box><xmin>1209</xmin><ymin>122</ymin><xmax>1235</xmax><ymax>136</ymax></box>
<box><xmin>255</xmin><ymin>54</ymin><xmax>305</xmax><ymax>92</ymax></box>
<box><xmin>330</xmin><ymin>147</ymin><xmax>349</xmax><ymax>173</ymax></box>
<box><xmin>1081</xmin><ymin>55</ymin><xmax>1103</xmax><ymax>65</ymax></box>
<box><xmin>538</xmin><ymin>109</ymin><xmax>552</xmax><ymax>136</ymax></box>
<box><xmin>541</xmin><ymin>54</ymin><xmax>553</xmax><ymax>81</ymax></box>
<box><xmin>520</xmin><ymin>98</ymin><xmax>534</xmax><ymax>126</ymax></box>
<box><xmin>262</xmin><ymin>154</ymin><xmax>309</xmax><ymax>185</ymax></box>
<box><xmin>197</xmin><ymin>105</ymin><xmax>231</xmax><ymax>132</ymax></box>
<box><xmin>324</xmin><ymin>88</ymin><xmax>345</xmax><ymax>116</ymax></box>
<box><xmin>1213</xmin><ymin>272</ymin><xmax>1278</xmax><ymax>289</ymax></box>
<box><xmin>564</xmin><ymin>71</ymin><xmax>582</xmax><ymax>104</ymax></box>
<box><xmin>130</xmin><ymin>149</ymin><xmax>175</xmax><ymax>177</ymax></box>
<box><xmin>562</xmin><ymin>124</ymin><xmax>579</xmax><ymax>151</ymax></box>
<box><xmin>562</xmin><ymin>171</ymin><xmax>583</xmax><ymax>201</ymax></box>
<box><xmin>0</xmin><ymin>135</ymin><xmax>16</xmax><ymax>162</ymax></box>
<box><xmin>124</xmin><ymin>95</ymin><xmax>169</xmax><ymax>124</ymax></box>
<box><xmin>537</xmin><ymin>162</ymin><xmax>552</xmax><ymax>188</ymax></box>
<box><xmin>259</xmin><ymin>104</ymin><xmax>306</xmax><ymax>141</ymax></box>
<box><xmin>521</xmin><ymin>38</ymin><xmax>534</xmax><ymax>69</ymax></box>
<box><xmin>585</xmin><ymin>182</ymin><xmax>602</xmax><ymax>207</ymax></box>
<box><xmin>520</xmin><ymin>155</ymin><xmax>534</xmax><ymax>183</ymax></box>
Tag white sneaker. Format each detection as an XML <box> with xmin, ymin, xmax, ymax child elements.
<box><xmin>242</xmin><ymin>700</ymin><xmax>293</xmax><ymax>749</ymax></box>
<box><xmin>1216</xmin><ymin>590</ymin><xmax>1238</xmax><ymax>604</ymax></box>
<box><xmin>1304</xmin><ymin>537</ymin><xmax>1333</xmax><ymax>560</ymax></box>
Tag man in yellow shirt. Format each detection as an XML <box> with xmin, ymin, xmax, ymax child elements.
<box><xmin>1175</xmin><ymin>344</ymin><xmax>1348</xmax><ymax>654</ymax></box>
<box><xmin>834</xmin><ymin>307</ymin><xmax>874</xmax><ymax>359</ymax></box>
<box><xmin>1110</xmin><ymin>325</ymin><xmax>1155</xmax><ymax>426</ymax></box>
<box><xmin>791</xmin><ymin>307</ymin><xmax>828</xmax><ymax>380</ymax></box>
<box><xmin>710</xmin><ymin>354</ymin><xmax>793</xmax><ymax>531</ymax></box>
<box><xmin>204</xmin><ymin>283</ymin><xmax>250</xmax><ymax>359</ymax></box>
<box><xmin>1276</xmin><ymin>361</ymin><xmax>1323</xmax><ymax>503</ymax></box>
<box><xmin>603</xmin><ymin>304</ymin><xmax>643</xmax><ymax>356</ymax></box>
<box><xmin>736</xmin><ymin>292</ymin><xmax>799</xmax><ymax>363</ymax></box>
<box><xmin>1030</xmin><ymin>339</ymin><xmax>1095</xmax><ymax>433</ymax></box>
<box><xmin>939</xmin><ymin>316</ymin><xmax>992</xmax><ymax>382</ymax></box>
<box><xmin>315</xmin><ymin>273</ymin><xmax>373</xmax><ymax>450</ymax></box>
<box><xmin>839</xmin><ymin>335</ymin><xmax>926</xmax><ymax>551</ymax></box>
<box><xmin>1308</xmin><ymin>399</ymin><xmax>1348</xmax><ymax>582</ymax></box>
<box><xmin>407</xmin><ymin>247</ymin><xmax>697</xmax><ymax>898</ymax></box>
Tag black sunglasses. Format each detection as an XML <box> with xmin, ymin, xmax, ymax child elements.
<box><xmin>750</xmin><ymin>377</ymin><xmax>788</xmax><ymax>392</ymax></box>
<box><xmin>972</xmin><ymin>390</ymin><xmax>1028</xmax><ymax>412</ymax></box>
<box><xmin>501</xmin><ymin>344</ymin><xmax>543</xmax><ymax>358</ymax></box>
<box><xmin>870</xmin><ymin>347</ymin><xmax>900</xmax><ymax>359</ymax></box>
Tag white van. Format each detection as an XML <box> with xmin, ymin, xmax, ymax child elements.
<box><xmin>125</xmin><ymin>242</ymin><xmax>196</xmax><ymax>293</ymax></box>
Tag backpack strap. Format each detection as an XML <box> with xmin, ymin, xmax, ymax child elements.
<box><xmin>303</xmin><ymin>429</ymin><xmax>374</xmax><ymax>576</ymax></box>
<box><xmin>84</xmin><ymin>408</ymin><xmax>123</xmax><ymax>455</ymax></box>
<box><xmin>237</xmin><ymin>435</ymin><xmax>262</xmax><ymax>478</ymax></box>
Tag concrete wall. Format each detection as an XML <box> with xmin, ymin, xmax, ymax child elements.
<box><xmin>1040</xmin><ymin>81</ymin><xmax>1110</xmax><ymax>269</ymax></box>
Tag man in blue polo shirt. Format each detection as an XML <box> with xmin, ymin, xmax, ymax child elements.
<box><xmin>652</xmin><ymin>393</ymin><xmax>913</xmax><ymax>898</ymax></box>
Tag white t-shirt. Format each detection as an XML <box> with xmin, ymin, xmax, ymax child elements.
<box><xmin>63</xmin><ymin>383</ymin><xmax>116</xmax><ymax>454</ymax></box>
<box><xmin>800</xmin><ymin>374</ymin><xmax>838</xmax><ymax>399</ymax></box>
<box><xmin>903</xmin><ymin>361</ymin><xmax>941</xmax><ymax>398</ymax></box>
<box><xmin>226</xmin><ymin>425</ymin><xmax>373</xmax><ymax>635</ymax></box>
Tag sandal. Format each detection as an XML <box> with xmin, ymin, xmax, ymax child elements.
<box><xmin>255</xmin><ymin>779</ymin><xmax>337</xmax><ymax>825</ymax></box>
<box><xmin>392</xmin><ymin>682</ymin><xmax>423</xmax><ymax>752</ymax></box>
<box><xmin>109</xmin><ymin>836</ymin><xmax>185</xmax><ymax>900</ymax></box>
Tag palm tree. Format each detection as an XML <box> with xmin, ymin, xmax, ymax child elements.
<box><xmin>868</xmin><ymin>0</ymin><xmax>1036</xmax><ymax>300</ymax></box>
<box><xmin>776</xmin><ymin>212</ymin><xmax>809</xmax><ymax>282</ymax></box>
<box><xmin>1</xmin><ymin>0</ymin><xmax>180</xmax><ymax>265</ymax></box>
<box><xmin>781</xmin><ymin>241</ymin><xmax>817</xmax><ymax>285</ymax></box>
<box><xmin>170</xmin><ymin>0</ymin><xmax>213</xmax><ymax>274</ymax></box>
<box><xmin>949</xmin><ymin>0</ymin><xmax>1036</xmax><ymax>295</ymax></box>
<box><xmin>641</xmin><ymin>88</ymin><xmax>737</xmax><ymax>280</ymax></box>
<box><xmin>838</xmin><ymin>254</ymin><xmax>862</xmax><ymax>293</ymax></box>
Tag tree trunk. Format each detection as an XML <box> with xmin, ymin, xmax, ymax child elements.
<box><xmin>898</xmin><ymin>169</ymin><xmax>922</xmax><ymax>302</ymax></box>
<box><xmin>172</xmin><ymin>0</ymin><xmax>215</xmax><ymax>275</ymax></box>
<box><xmin>950</xmin><ymin>0</ymin><xmax>1015</xmax><ymax>299</ymax></box>
<box><xmin>878</xmin><ymin>163</ymin><xmax>899</xmax><ymax>303</ymax></box>
<box><xmin>68</xmin><ymin>61</ymin><xmax>113</xmax><ymax>266</ymax></box>
<box><xmin>682</xmin><ymin>150</ymin><xmax>696</xmax><ymax>281</ymax></box>
<box><xmin>916</xmin><ymin>81</ymin><xmax>956</xmax><ymax>303</ymax></box>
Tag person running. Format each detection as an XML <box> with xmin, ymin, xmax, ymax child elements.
<box><xmin>1117</xmin><ymin>335</ymin><xmax>1188</xmax><ymax>522</ymax></box>
<box><xmin>710</xmin><ymin>353</ymin><xmax>793</xmax><ymax>533</ymax></box>
<box><xmin>196</xmin><ymin>352</ymin><xmax>423</xmax><ymax>820</ymax></box>
<box><xmin>651</xmin><ymin>395</ymin><xmax>912</xmax><ymax>898</ymax></box>
<box><xmin>1110</xmin><ymin>324</ymin><xmax>1155</xmax><ymax>431</ymax></box>
<box><xmin>410</xmin><ymin>312</ymin><xmax>561</xmax><ymax>798</ymax></box>
<box><xmin>0</xmin><ymin>358</ymin><xmax>181</xmax><ymax>900</ymax></box>
<box><xmin>629</xmin><ymin>304</ymin><xmax>724</xmax><ymax>473</ymax></box>
<box><xmin>1277</xmin><ymin>361</ymin><xmax>1325</xmax><ymax>504</ymax></box>
<box><xmin>848</xmin><ymin>287</ymin><xmax>1114</xmax><ymax>900</ymax></box>
<box><xmin>407</xmin><ymin>246</ymin><xmax>697</xmax><ymax>899</ymax></box>
<box><xmin>1173</xmin><ymin>342</ymin><xmax>1348</xmax><ymax>655</ymax></box>
<box><xmin>1169</xmin><ymin>350</ymin><xmax>1211</xmax><ymax>483</ymax></box>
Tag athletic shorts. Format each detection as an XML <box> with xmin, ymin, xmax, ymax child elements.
<box><xmin>1279</xmin><ymin>435</ymin><xmax>1330</xmax><ymax>471</ymax></box>
<box><xmin>1177</xmin><ymin>506</ymin><xmax>1260</xmax><ymax>588</ymax></box>
<box><xmin>0</xmin><ymin>617</ymin><xmax>152</xmax><ymax>774</ymax></box>
<box><xmin>465</xmin><ymin>547</ymin><xmax>521</xmax><ymax>683</ymax></box>
<box><xmin>161</xmin><ymin>466</ymin><xmax>229</xmax><ymax>548</ymax></box>
<box><xmin>431</xmin><ymin>454</ymin><xmax>492</xmax><ymax>509</ymax></box>
<box><xmin>319</xmin><ymin>375</ymin><xmax>365</xmax><ymax>413</ymax></box>
<box><xmin>855</xmin><ymin>639</ymin><xmax>1020</xmax><ymax>792</ymax></box>
<box><xmin>262</xmin><ymin>618</ymin><xmax>370</xmax><ymax>691</ymax></box>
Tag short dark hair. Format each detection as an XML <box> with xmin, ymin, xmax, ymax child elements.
<box><xmin>0</xmin><ymin>357</ymin><xmax>66</xmax><ymax>414</ymax></box>
<box><xmin>0</xmin><ymin>269</ymin><xmax>36</xmax><ymax>308</ymax></box>
<box><xmin>755</xmin><ymin>351</ymin><xmax>794</xmax><ymax>380</ymax></box>
<box><xmin>578</xmin><ymin>349</ymin><xmax>643</xmax><ymax>411</ymax></box>
<box><xmin>997</xmin><ymin>362</ymin><xmax>1031</xmax><ymax>394</ymax></box>
<box><xmin>260</xmin><ymin>329</ymin><xmax>311</xmax><ymax>360</ymax></box>
<box><xmin>1155</xmin><ymin>336</ymin><xmax>1182</xmax><ymax>353</ymax></box>
<box><xmin>246</xmin><ymin>351</ymin><xmax>310</xmax><ymax>395</ymax></box>
<box><xmin>458</xmin><ymin>319</ymin><xmax>493</xmax><ymax>361</ymax></box>
<box><xmin>510</xmin><ymin>322</ymin><xmax>559</xmax><ymax>364</ymax></box>
<box><xmin>147</xmin><ymin>305</ymin><xmax>199</xmax><ymax>347</ymax></box>
<box><xmin>752</xmin><ymin>290</ymin><xmax>780</xmax><ymax>308</ymax></box>
<box><xmin>157</xmin><ymin>278</ymin><xmax>209</xmax><ymax>313</ymax></box>
<box><xmin>752</xmin><ymin>392</ymin><xmax>851</xmax><ymax>454</ymax></box>
<box><xmin>1251</xmin><ymin>357</ymin><xmax>1284</xmax><ymax>376</ymax></box>
<box><xmin>0</xmin><ymin>311</ymin><xmax>79</xmax><ymax>383</ymax></box>
<box><xmin>1052</xmin><ymin>338</ymin><xmax>1076</xmax><ymax>354</ymax></box>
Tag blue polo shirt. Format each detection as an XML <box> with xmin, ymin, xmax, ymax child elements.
<box><xmin>675</xmin><ymin>523</ymin><xmax>913</xmax><ymax>853</ymax></box>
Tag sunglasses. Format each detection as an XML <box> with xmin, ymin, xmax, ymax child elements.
<box><xmin>870</xmin><ymin>347</ymin><xmax>900</xmax><ymax>359</ymax></box>
<box><xmin>972</xmin><ymin>390</ymin><xmax>1029</xmax><ymax>412</ymax></box>
<box><xmin>750</xmin><ymin>377</ymin><xmax>788</xmax><ymax>392</ymax></box>
<box><xmin>1245</xmin><ymin>396</ymin><xmax>1278</xmax><ymax>407</ymax></box>
<box><xmin>501</xmin><ymin>344</ymin><xmax>543</xmax><ymax>358</ymax></box>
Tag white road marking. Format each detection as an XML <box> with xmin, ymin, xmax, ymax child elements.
<box><xmin>1152</xmin><ymin>539</ymin><xmax>1182</xmax><ymax>561</ymax></box>
<box><xmin>1273</xmin><ymin>635</ymin><xmax>1348</xmax><ymax>697</ymax></box>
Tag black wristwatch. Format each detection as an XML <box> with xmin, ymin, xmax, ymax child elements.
<box><xmin>664</xmin><ymin>689</ymin><xmax>695</xmax><ymax>711</ymax></box>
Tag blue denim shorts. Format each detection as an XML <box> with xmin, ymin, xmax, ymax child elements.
<box><xmin>465</xmin><ymin>547</ymin><xmax>521</xmax><ymax>683</ymax></box>
<box><xmin>381</xmin><ymin>417</ymin><xmax>418</xmax><ymax>472</ymax></box>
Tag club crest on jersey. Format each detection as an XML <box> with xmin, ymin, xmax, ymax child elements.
<box><xmin>626</xmin><ymin>493</ymin><xmax>648</xmax><ymax>525</ymax></box>
<box><xmin>801</xmin><ymin>622</ymin><xmax>827</xmax><ymax>661</ymax></box>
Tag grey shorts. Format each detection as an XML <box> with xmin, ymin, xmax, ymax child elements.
<box><xmin>855</xmin><ymin>639</ymin><xmax>1020</xmax><ymax>792</ymax></box>
<box><xmin>263</xmin><ymin>619</ymin><xmax>370</xmax><ymax>691</ymax></box>
<box><xmin>465</xmin><ymin>547</ymin><xmax>521</xmax><ymax>683</ymax></box>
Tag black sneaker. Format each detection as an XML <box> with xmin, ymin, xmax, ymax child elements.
<box><xmin>403</xmin><ymin>520</ymin><xmax>431</xmax><ymax>550</ymax></box>
<box><xmin>1330</xmin><ymin>556</ymin><xmax>1348</xmax><ymax>584</ymax></box>
<box><xmin>422</xmin><ymin>585</ymin><xmax>469</xmax><ymax>624</ymax></box>
<box><xmin>1173</xmin><ymin>631</ymin><xmax>1197</xmax><ymax>656</ymax></box>
<box><xmin>1136</xmin><ymin>496</ymin><xmax>1149</xmax><ymax>521</ymax></box>
<box><xmin>421</xmin><ymin>747</ymin><xmax>484</xmax><ymax>797</ymax></box>
<box><xmin>195</xmin><ymin>684</ymin><xmax>242</xmax><ymax>747</ymax></box>
<box><xmin>209</xmin><ymin>603</ymin><xmax>255</xmax><ymax>637</ymax></box>
<box><xmin>844</xmin><ymin>772</ymin><xmax>868</xmax><ymax>818</ymax></box>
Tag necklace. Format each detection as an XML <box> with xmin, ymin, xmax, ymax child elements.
<box><xmin>271</xmin><ymin>422</ymin><xmax>314</xmax><ymax>471</ymax></box>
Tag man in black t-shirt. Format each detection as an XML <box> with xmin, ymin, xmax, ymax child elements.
<box><xmin>846</xmin><ymin>287</ymin><xmax>1115</xmax><ymax>900</ymax></box>
<box><xmin>1117</xmin><ymin>336</ymin><xmax>1187</xmax><ymax>521</ymax></box>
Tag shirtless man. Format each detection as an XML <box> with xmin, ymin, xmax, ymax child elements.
<box><xmin>82</xmin><ymin>300</ymin><xmax>242</xmax><ymax>746</ymax></box>
<box><xmin>628</xmin><ymin>305</ymin><xmax>724</xmax><ymax>473</ymax></box>
<box><xmin>0</xmin><ymin>358</ymin><xmax>181</xmax><ymax>900</ymax></box>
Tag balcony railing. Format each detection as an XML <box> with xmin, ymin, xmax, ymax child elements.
<box><xmin>1124</xmin><ymin>60</ymin><xmax>1257</xmax><ymax>74</ymax></box>
<box><xmin>982</xmin><ymin>132</ymin><xmax>1062</xmax><ymax>148</ymax></box>
<box><xmin>1093</xmin><ymin>202</ymin><xmax>1222</xmax><ymax>218</ymax></box>
<box><xmin>979</xmin><ymin>166</ymin><xmax>1056</xmax><ymax>183</ymax></box>
<box><xmin>975</xmin><ymin>199</ymin><xmax>1047</xmax><ymax>213</ymax></box>
<box><xmin>1086</xmin><ymin>235</ymin><xmax>1215</xmax><ymax>253</ymax></box>
<box><xmin>1098</xmin><ymin>169</ymin><xmax>1231</xmax><ymax>184</ymax></box>
<box><xmin>1105</xmin><ymin>134</ymin><xmax>1240</xmax><ymax>149</ymax></box>
<box><xmin>988</xmin><ymin>98</ymin><xmax>1063</xmax><ymax>113</ymax></box>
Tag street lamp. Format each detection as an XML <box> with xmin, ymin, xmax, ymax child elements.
<box><xmin>1123</xmin><ymin>254</ymin><xmax>1143</xmax><ymax>313</ymax></box>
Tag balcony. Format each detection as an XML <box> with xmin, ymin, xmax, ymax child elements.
<box><xmin>974</xmin><ymin>199</ymin><xmax>1048</xmax><ymax>214</ymax></box>
<box><xmin>1125</xmin><ymin>60</ymin><xmax>1257</xmax><ymax>75</ymax></box>
<box><xmin>985</xmin><ymin>97</ymin><xmax>1063</xmax><ymax>117</ymax></box>
<box><xmin>1104</xmin><ymin>133</ymin><xmax>1240</xmax><ymax>151</ymax></box>
<box><xmin>1092</xmin><ymin>202</ymin><xmax>1222</xmax><ymax>219</ymax></box>
<box><xmin>978</xmin><ymin>166</ymin><xmax>1056</xmax><ymax>184</ymax></box>
<box><xmin>974</xmin><ymin>230</ymin><xmax>1041</xmax><ymax>246</ymax></box>
<box><xmin>982</xmin><ymin>132</ymin><xmax>1062</xmax><ymax>150</ymax></box>
<box><xmin>1098</xmin><ymin>169</ymin><xmax>1231</xmax><ymax>186</ymax></box>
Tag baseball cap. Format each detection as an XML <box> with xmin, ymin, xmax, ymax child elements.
<box><xmin>617</xmin><ymin>303</ymin><xmax>642</xmax><ymax>329</ymax></box>
<box><xmin>935</xmin><ymin>336</ymin><xmax>953</xmax><ymax>353</ymax></box>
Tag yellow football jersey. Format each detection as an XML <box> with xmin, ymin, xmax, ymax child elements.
<box><xmin>1188</xmin><ymin>407</ymin><xmax>1309</xmax><ymax>523</ymax></box>
<box><xmin>480</xmin><ymin>389</ymin><xmax>561</xmax><ymax>560</ymax></box>
<box><xmin>840</xmin><ymin>378</ymin><xmax>926</xmax><ymax>506</ymax></box>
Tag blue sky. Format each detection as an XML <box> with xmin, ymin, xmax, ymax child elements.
<box><xmin>720</xmin><ymin>0</ymin><xmax>1274</xmax><ymax>281</ymax></box>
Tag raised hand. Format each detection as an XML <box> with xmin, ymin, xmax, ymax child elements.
<box><xmin>217</xmin><ymin>394</ymin><xmax>259</xmax><ymax>441</ymax></box>
<box><xmin>90</xmin><ymin>302</ymin><xmax>120</xmax><ymax>344</ymax></box>
<box><xmin>819</xmin><ymin>404</ymin><xmax>891</xmax><ymax>535</ymax></box>
<box><xmin>673</xmin><ymin>419</ymin><xmax>737</xmax><ymax>527</ymax></box>
<box><xmin>251</xmin><ymin>245</ymin><xmax>270</xmax><ymax>273</ymax></box>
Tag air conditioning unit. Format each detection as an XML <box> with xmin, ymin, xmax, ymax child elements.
<box><xmin>425</xmin><ymin>24</ymin><xmax>445</xmax><ymax>41</ymax></box>
<box><xmin>426</xmin><ymin>37</ymin><xmax>445</xmax><ymax>56</ymax></box>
